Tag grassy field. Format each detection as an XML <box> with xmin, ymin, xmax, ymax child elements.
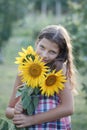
<box><xmin>0</xmin><ymin>39</ymin><xmax>87</xmax><ymax>130</ymax></box>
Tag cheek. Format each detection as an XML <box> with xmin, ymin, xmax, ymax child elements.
<box><xmin>35</xmin><ymin>46</ymin><xmax>39</xmax><ymax>54</ymax></box>
<box><xmin>36</xmin><ymin>49</ymin><xmax>42</xmax><ymax>56</ymax></box>
<box><xmin>52</xmin><ymin>55</ymin><xmax>57</xmax><ymax>60</ymax></box>
<box><xmin>48</xmin><ymin>55</ymin><xmax>57</xmax><ymax>61</ymax></box>
<box><xmin>52</xmin><ymin>54</ymin><xmax>59</xmax><ymax>61</ymax></box>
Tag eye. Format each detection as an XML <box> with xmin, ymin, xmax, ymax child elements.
<box><xmin>49</xmin><ymin>50</ymin><xmax>57</xmax><ymax>55</ymax></box>
<box><xmin>40</xmin><ymin>45</ymin><xmax>45</xmax><ymax>50</ymax></box>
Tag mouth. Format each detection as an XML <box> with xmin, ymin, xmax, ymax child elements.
<box><xmin>42</xmin><ymin>59</ymin><xmax>49</xmax><ymax>63</ymax></box>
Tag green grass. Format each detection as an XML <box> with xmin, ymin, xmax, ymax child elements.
<box><xmin>0</xmin><ymin>38</ymin><xmax>87</xmax><ymax>130</ymax></box>
<box><xmin>72</xmin><ymin>95</ymin><xmax>87</xmax><ymax>130</ymax></box>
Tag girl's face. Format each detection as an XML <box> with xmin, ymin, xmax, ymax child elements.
<box><xmin>36</xmin><ymin>38</ymin><xmax>60</xmax><ymax>64</ymax></box>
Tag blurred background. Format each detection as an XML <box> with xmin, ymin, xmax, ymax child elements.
<box><xmin>0</xmin><ymin>0</ymin><xmax>87</xmax><ymax>129</ymax></box>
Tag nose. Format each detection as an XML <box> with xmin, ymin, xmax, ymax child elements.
<box><xmin>41</xmin><ymin>51</ymin><xmax>48</xmax><ymax>59</ymax></box>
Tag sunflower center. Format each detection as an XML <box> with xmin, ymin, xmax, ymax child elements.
<box><xmin>29</xmin><ymin>63</ymin><xmax>41</xmax><ymax>77</ymax></box>
<box><xmin>46</xmin><ymin>75</ymin><xmax>56</xmax><ymax>86</ymax></box>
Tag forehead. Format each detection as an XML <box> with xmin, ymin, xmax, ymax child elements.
<box><xmin>38</xmin><ymin>38</ymin><xmax>59</xmax><ymax>51</ymax></box>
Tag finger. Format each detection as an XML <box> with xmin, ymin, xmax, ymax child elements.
<box><xmin>14</xmin><ymin>105</ymin><xmax>23</xmax><ymax>114</ymax></box>
<box><xmin>13</xmin><ymin>120</ymin><xmax>23</xmax><ymax>125</ymax></box>
<box><xmin>13</xmin><ymin>114</ymin><xmax>21</xmax><ymax>120</ymax></box>
<box><xmin>14</xmin><ymin>109</ymin><xmax>22</xmax><ymax>114</ymax></box>
<box><xmin>15</xmin><ymin>106</ymin><xmax>23</xmax><ymax>111</ymax></box>
<box><xmin>15</xmin><ymin>102</ymin><xmax>22</xmax><ymax>108</ymax></box>
<box><xmin>17</xmin><ymin>101</ymin><xmax>22</xmax><ymax>105</ymax></box>
<box><xmin>16</xmin><ymin>124</ymin><xmax>24</xmax><ymax>128</ymax></box>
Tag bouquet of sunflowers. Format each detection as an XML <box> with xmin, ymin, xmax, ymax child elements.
<box><xmin>15</xmin><ymin>46</ymin><xmax>66</xmax><ymax>129</ymax></box>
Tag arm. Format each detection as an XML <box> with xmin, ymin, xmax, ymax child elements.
<box><xmin>13</xmin><ymin>80</ymin><xmax>74</xmax><ymax>128</ymax></box>
<box><xmin>5</xmin><ymin>74</ymin><xmax>23</xmax><ymax>119</ymax></box>
<box><xmin>30</xmin><ymin>81</ymin><xmax>74</xmax><ymax>125</ymax></box>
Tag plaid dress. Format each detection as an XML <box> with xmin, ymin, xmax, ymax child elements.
<box><xmin>29</xmin><ymin>94</ymin><xmax>72</xmax><ymax>130</ymax></box>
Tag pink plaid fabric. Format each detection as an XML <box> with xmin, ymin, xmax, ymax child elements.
<box><xmin>29</xmin><ymin>94</ymin><xmax>72</xmax><ymax>130</ymax></box>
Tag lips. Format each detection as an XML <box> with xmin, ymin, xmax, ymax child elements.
<box><xmin>42</xmin><ymin>59</ymin><xmax>49</xmax><ymax>63</ymax></box>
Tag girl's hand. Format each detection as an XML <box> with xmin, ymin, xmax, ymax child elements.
<box><xmin>14</xmin><ymin>102</ymin><xmax>23</xmax><ymax>114</ymax></box>
<box><xmin>13</xmin><ymin>114</ymin><xmax>32</xmax><ymax>128</ymax></box>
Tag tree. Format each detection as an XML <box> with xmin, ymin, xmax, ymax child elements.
<box><xmin>66</xmin><ymin>0</ymin><xmax>87</xmax><ymax>100</ymax></box>
<box><xmin>0</xmin><ymin>0</ymin><xmax>30</xmax><ymax>63</ymax></box>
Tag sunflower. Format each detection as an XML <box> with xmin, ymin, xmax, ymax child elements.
<box><xmin>15</xmin><ymin>46</ymin><xmax>36</xmax><ymax>64</ymax></box>
<box><xmin>40</xmin><ymin>70</ymin><xmax>66</xmax><ymax>97</ymax></box>
<box><xmin>19</xmin><ymin>56</ymin><xmax>49</xmax><ymax>88</ymax></box>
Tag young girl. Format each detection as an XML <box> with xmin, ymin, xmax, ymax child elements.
<box><xmin>5</xmin><ymin>25</ymin><xmax>76</xmax><ymax>130</ymax></box>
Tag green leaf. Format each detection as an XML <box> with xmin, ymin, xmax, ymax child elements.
<box><xmin>27</xmin><ymin>87</ymin><xmax>34</xmax><ymax>95</ymax></box>
<box><xmin>16</xmin><ymin>85</ymin><xmax>26</xmax><ymax>98</ymax></box>
<box><xmin>26</xmin><ymin>54</ymin><xmax>35</xmax><ymax>61</ymax></box>
<box><xmin>0</xmin><ymin>120</ymin><xmax>9</xmax><ymax>130</ymax></box>
<box><xmin>33</xmin><ymin>97</ymin><xmax>39</xmax><ymax>108</ymax></box>
<box><xmin>16</xmin><ymin>91</ymin><xmax>22</xmax><ymax>98</ymax></box>
<box><xmin>27</xmin><ymin>102</ymin><xmax>34</xmax><ymax>115</ymax></box>
<box><xmin>26</xmin><ymin>96</ymin><xmax>39</xmax><ymax>115</ymax></box>
<box><xmin>34</xmin><ymin>88</ymin><xmax>40</xmax><ymax>95</ymax></box>
<box><xmin>22</xmin><ymin>95</ymin><xmax>31</xmax><ymax>109</ymax></box>
<box><xmin>21</xmin><ymin>88</ymin><xmax>28</xmax><ymax>100</ymax></box>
